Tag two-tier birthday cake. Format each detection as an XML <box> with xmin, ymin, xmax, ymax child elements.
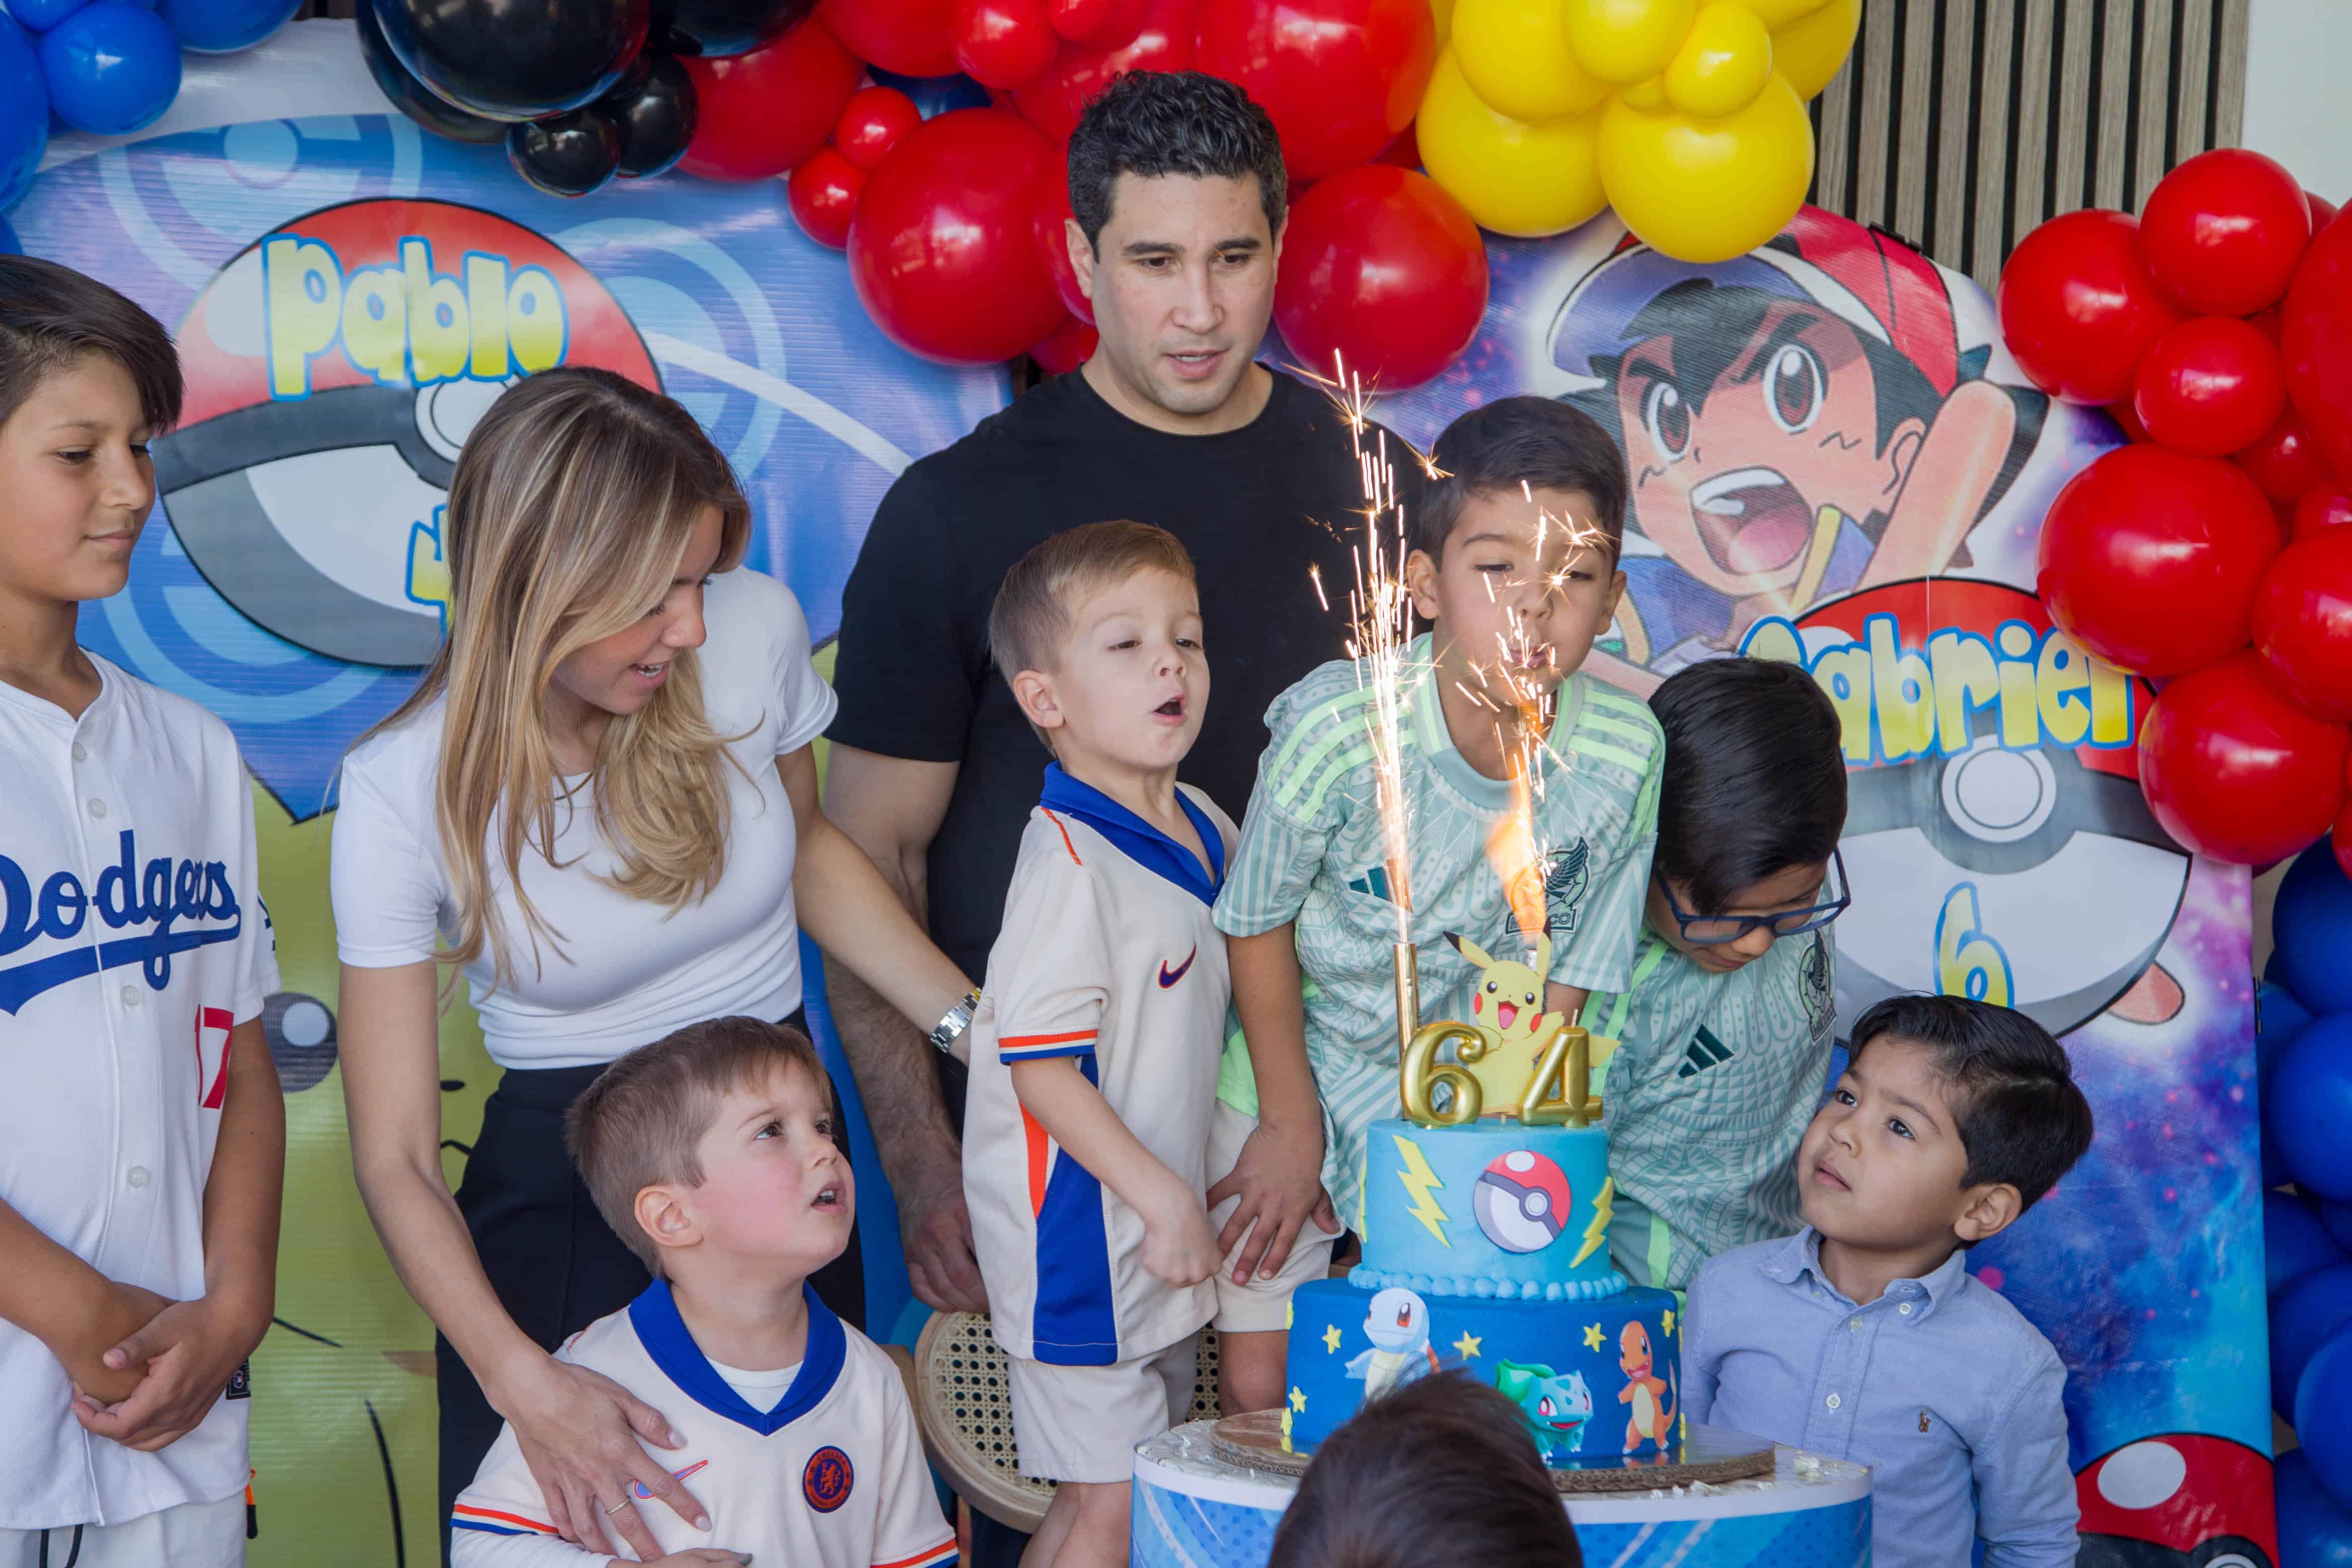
<box><xmin>1277</xmin><ymin>1023</ymin><xmax>1683</xmax><ymax>1464</ymax></box>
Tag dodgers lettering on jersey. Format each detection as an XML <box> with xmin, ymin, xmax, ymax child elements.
<box><xmin>0</xmin><ymin>829</ymin><xmax>250</xmax><ymax>1015</ymax></box>
<box><xmin>451</xmin><ymin>1282</ymin><xmax>955</xmax><ymax>1568</ymax></box>
<box><xmin>0</xmin><ymin>656</ymin><xmax>278</xmax><ymax>1531</ymax></box>
<box><xmin>963</xmin><ymin>766</ymin><xmax>1236</xmax><ymax>1368</ymax></box>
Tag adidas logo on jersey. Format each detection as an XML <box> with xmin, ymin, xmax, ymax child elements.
<box><xmin>1346</xmin><ymin>866</ymin><xmax>1397</xmax><ymax>903</ymax></box>
<box><xmin>0</xmin><ymin>830</ymin><xmax>247</xmax><ymax>1015</ymax></box>
<box><xmin>1676</xmin><ymin>1026</ymin><xmax>1735</xmax><ymax>1079</ymax></box>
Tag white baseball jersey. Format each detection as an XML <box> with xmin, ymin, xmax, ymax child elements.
<box><xmin>0</xmin><ymin>655</ymin><xmax>278</xmax><ymax>1529</ymax></box>
<box><xmin>962</xmin><ymin>764</ymin><xmax>1236</xmax><ymax>1367</ymax></box>
<box><xmin>451</xmin><ymin>1282</ymin><xmax>955</xmax><ymax>1568</ymax></box>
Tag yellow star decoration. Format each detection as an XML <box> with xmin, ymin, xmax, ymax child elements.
<box><xmin>1322</xmin><ymin>1324</ymin><xmax>1343</xmax><ymax>1353</ymax></box>
<box><xmin>1452</xmin><ymin>1330</ymin><xmax>1484</xmax><ymax>1360</ymax></box>
<box><xmin>1662</xmin><ymin>1307</ymin><xmax>1677</xmax><ymax>1338</ymax></box>
<box><xmin>1289</xmin><ymin>1386</ymin><xmax>1308</xmax><ymax>1413</ymax></box>
<box><xmin>1582</xmin><ymin>1322</ymin><xmax>1605</xmax><ymax>1352</ymax></box>
<box><xmin>1286</xmin><ymin>1302</ymin><xmax>1295</xmax><ymax>1331</ymax></box>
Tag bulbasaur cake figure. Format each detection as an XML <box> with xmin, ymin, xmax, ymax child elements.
<box><xmin>1495</xmin><ymin>1360</ymin><xmax>1595</xmax><ymax>1458</ymax></box>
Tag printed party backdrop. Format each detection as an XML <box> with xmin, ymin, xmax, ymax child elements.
<box><xmin>8</xmin><ymin>65</ymin><xmax>2268</xmax><ymax>1568</ymax></box>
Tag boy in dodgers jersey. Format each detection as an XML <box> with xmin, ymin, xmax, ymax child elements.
<box><xmin>452</xmin><ymin>1019</ymin><xmax>953</xmax><ymax>1568</ymax></box>
<box><xmin>0</xmin><ymin>259</ymin><xmax>284</xmax><ymax>1568</ymax></box>
<box><xmin>962</xmin><ymin>524</ymin><xmax>1235</xmax><ymax>1568</ymax></box>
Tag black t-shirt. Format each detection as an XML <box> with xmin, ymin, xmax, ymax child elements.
<box><xmin>829</xmin><ymin>366</ymin><xmax>1425</xmax><ymax>991</ymax></box>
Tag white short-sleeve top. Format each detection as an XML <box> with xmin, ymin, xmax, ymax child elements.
<box><xmin>332</xmin><ymin>569</ymin><xmax>836</xmax><ymax>1069</ymax></box>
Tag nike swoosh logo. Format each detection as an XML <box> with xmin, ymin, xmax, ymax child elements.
<box><xmin>1159</xmin><ymin>945</ymin><xmax>1197</xmax><ymax>987</ymax></box>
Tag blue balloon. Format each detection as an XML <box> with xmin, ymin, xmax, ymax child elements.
<box><xmin>2301</xmin><ymin>1328</ymin><xmax>2352</xmax><ymax>1513</ymax></box>
<box><xmin>2269</xmin><ymin>980</ymin><xmax>2321</xmax><ymax>1058</ymax></box>
<box><xmin>158</xmin><ymin>0</ymin><xmax>294</xmax><ymax>51</ymax></box>
<box><xmin>38</xmin><ymin>2</ymin><xmax>178</xmax><ymax>134</ymax></box>
<box><xmin>2279</xmin><ymin>841</ymin><xmax>2352</xmax><ymax>1017</ymax></box>
<box><xmin>863</xmin><ymin>66</ymin><xmax>991</xmax><ymax>117</ymax></box>
<box><xmin>6</xmin><ymin>0</ymin><xmax>90</xmax><ymax>29</ymax></box>
<box><xmin>2279</xmin><ymin>1449</ymin><xmax>2352</xmax><ymax>1568</ymax></box>
<box><xmin>0</xmin><ymin>11</ymin><xmax>42</xmax><ymax>210</ymax></box>
<box><xmin>2270</xmin><ymin>1014</ymin><xmax>2352</xmax><ymax>1203</ymax></box>
<box><xmin>2275</xmin><ymin>1263</ymin><xmax>2352</xmax><ymax>1417</ymax></box>
<box><xmin>2275</xmin><ymin>1194</ymin><xmax>2347</xmax><ymax>1298</ymax></box>
<box><xmin>0</xmin><ymin>213</ymin><xmax>16</xmax><ymax>254</ymax></box>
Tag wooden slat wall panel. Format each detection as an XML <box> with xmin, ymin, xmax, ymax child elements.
<box><xmin>1806</xmin><ymin>0</ymin><xmax>2251</xmax><ymax>290</ymax></box>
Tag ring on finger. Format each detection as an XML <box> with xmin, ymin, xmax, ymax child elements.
<box><xmin>605</xmin><ymin>1497</ymin><xmax>633</xmax><ymax>1515</ymax></box>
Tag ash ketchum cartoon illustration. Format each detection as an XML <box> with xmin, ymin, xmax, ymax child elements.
<box><xmin>1551</xmin><ymin>210</ymin><xmax>2051</xmax><ymax>695</ymax></box>
<box><xmin>1346</xmin><ymin>1287</ymin><xmax>1440</xmax><ymax>1400</ymax></box>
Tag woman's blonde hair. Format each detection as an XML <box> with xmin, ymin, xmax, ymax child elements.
<box><xmin>365</xmin><ymin>367</ymin><xmax>751</xmax><ymax>985</ymax></box>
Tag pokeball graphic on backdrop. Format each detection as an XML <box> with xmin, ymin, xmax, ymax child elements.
<box><xmin>1744</xmin><ymin>579</ymin><xmax>2191</xmax><ymax>1040</ymax></box>
<box><xmin>154</xmin><ymin>200</ymin><xmax>661</xmax><ymax>668</ymax></box>
<box><xmin>2074</xmin><ymin>1433</ymin><xmax>2275</xmax><ymax>1567</ymax></box>
<box><xmin>1473</xmin><ymin>1150</ymin><xmax>1572</xmax><ymax>1254</ymax></box>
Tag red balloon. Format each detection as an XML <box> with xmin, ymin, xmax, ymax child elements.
<box><xmin>2139</xmin><ymin>649</ymin><xmax>2350</xmax><ymax>864</ymax></box>
<box><xmin>953</xmin><ymin>0</ymin><xmax>1059</xmax><ymax>86</ymax></box>
<box><xmin>2236</xmin><ymin>404</ymin><xmax>2335</xmax><ymax>502</ymax></box>
<box><xmin>1029</xmin><ymin>150</ymin><xmax>1093</xmax><ymax>322</ymax></box>
<box><xmin>2283</xmin><ymin>209</ymin><xmax>2352</xmax><ymax>482</ymax></box>
<box><xmin>2336</xmin><ymin>797</ymin><xmax>2352</xmax><ymax>880</ymax></box>
<box><xmin>1047</xmin><ymin>0</ymin><xmax>1146</xmax><ymax>45</ymax></box>
<box><xmin>818</xmin><ymin>0</ymin><xmax>957</xmax><ymax>75</ymax></box>
<box><xmin>834</xmin><ymin>86</ymin><xmax>922</xmax><ymax>171</ymax></box>
<box><xmin>2105</xmin><ymin>399</ymin><xmax>2150</xmax><ymax>443</ymax></box>
<box><xmin>849</xmin><ymin>109</ymin><xmax>1068</xmax><ymax>365</ymax></box>
<box><xmin>1194</xmin><ymin>0</ymin><xmax>1436</xmax><ymax>182</ymax></box>
<box><xmin>1273</xmin><ymin>164</ymin><xmax>1486</xmax><ymax>390</ymax></box>
<box><xmin>2036</xmin><ymin>444</ymin><xmax>2280</xmax><ymax>675</ymax></box>
<box><xmin>2255</xmin><ymin>527</ymin><xmax>2352</xmax><ymax>719</ymax></box>
<box><xmin>1374</xmin><ymin>122</ymin><xmax>1420</xmax><ymax>169</ymax></box>
<box><xmin>788</xmin><ymin>145</ymin><xmax>864</xmax><ymax>249</ymax></box>
<box><xmin>2132</xmin><ymin>316</ymin><xmax>2286</xmax><ymax>457</ymax></box>
<box><xmin>1997</xmin><ymin>210</ymin><xmax>2188</xmax><ymax>405</ymax></box>
<box><xmin>2139</xmin><ymin>147</ymin><xmax>2313</xmax><ymax>316</ymax></box>
<box><xmin>1030</xmin><ymin>313</ymin><xmax>1098</xmax><ymax>373</ymax></box>
<box><xmin>679</xmin><ymin>19</ymin><xmax>864</xmax><ymax>181</ymax></box>
<box><xmin>2294</xmin><ymin>483</ymin><xmax>2352</xmax><ymax>540</ymax></box>
<box><xmin>1011</xmin><ymin>0</ymin><xmax>1194</xmax><ymax>142</ymax></box>
<box><xmin>2313</xmin><ymin>191</ymin><xmax>2342</xmax><ymax>233</ymax></box>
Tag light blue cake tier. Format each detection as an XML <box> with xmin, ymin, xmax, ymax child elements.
<box><xmin>1359</xmin><ymin>1117</ymin><xmax>1626</xmax><ymax>1298</ymax></box>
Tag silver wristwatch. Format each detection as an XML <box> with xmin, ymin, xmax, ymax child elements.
<box><xmin>929</xmin><ymin>988</ymin><xmax>982</xmax><ymax>1054</ymax></box>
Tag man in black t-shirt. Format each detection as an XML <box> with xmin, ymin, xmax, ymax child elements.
<box><xmin>825</xmin><ymin>73</ymin><xmax>1422</xmax><ymax>1355</ymax></box>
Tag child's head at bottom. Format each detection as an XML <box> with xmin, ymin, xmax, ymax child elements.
<box><xmin>990</xmin><ymin>519</ymin><xmax>1204</xmax><ymax>782</ymax></box>
<box><xmin>566</xmin><ymin>1017</ymin><xmax>851</xmax><ymax>1292</ymax></box>
<box><xmin>1269</xmin><ymin>1372</ymin><xmax>1582</xmax><ymax>1568</ymax></box>
<box><xmin>1804</xmin><ymin>995</ymin><xmax>2094</xmax><ymax>1270</ymax></box>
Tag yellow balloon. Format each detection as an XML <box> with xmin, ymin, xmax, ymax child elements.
<box><xmin>1617</xmin><ymin>73</ymin><xmax>1668</xmax><ymax>110</ymax></box>
<box><xmin>1597</xmin><ymin>71</ymin><xmax>1815</xmax><ymax>261</ymax></box>
<box><xmin>1419</xmin><ymin>47</ymin><xmax>1609</xmax><ymax>236</ymax></box>
<box><xmin>1772</xmin><ymin>0</ymin><xmax>1858</xmax><ymax>100</ymax></box>
<box><xmin>1562</xmin><ymin>0</ymin><xmax>1697</xmax><ymax>85</ymax></box>
<box><xmin>1733</xmin><ymin>0</ymin><xmax>1824</xmax><ymax>26</ymax></box>
<box><xmin>1451</xmin><ymin>0</ymin><xmax>1609</xmax><ymax>123</ymax></box>
<box><xmin>1664</xmin><ymin>1</ymin><xmax>1771</xmax><ymax>117</ymax></box>
<box><xmin>1430</xmin><ymin>0</ymin><xmax>1453</xmax><ymax>45</ymax></box>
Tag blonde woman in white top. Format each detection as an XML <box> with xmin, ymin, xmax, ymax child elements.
<box><xmin>331</xmin><ymin>368</ymin><xmax>973</xmax><ymax>1563</ymax></box>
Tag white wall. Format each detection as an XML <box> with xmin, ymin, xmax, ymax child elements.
<box><xmin>2242</xmin><ymin>0</ymin><xmax>2352</xmax><ymax>200</ymax></box>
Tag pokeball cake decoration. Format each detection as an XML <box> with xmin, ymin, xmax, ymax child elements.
<box><xmin>1474</xmin><ymin>1149</ymin><xmax>1572</xmax><ymax>1254</ymax></box>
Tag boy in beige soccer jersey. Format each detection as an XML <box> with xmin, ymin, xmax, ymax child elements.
<box><xmin>961</xmin><ymin>523</ymin><xmax>1236</xmax><ymax>1568</ymax></box>
<box><xmin>1210</xmin><ymin>398</ymin><xmax>1663</xmax><ymax>1415</ymax></box>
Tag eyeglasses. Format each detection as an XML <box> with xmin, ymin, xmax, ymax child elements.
<box><xmin>1654</xmin><ymin>849</ymin><xmax>1850</xmax><ymax>946</ymax></box>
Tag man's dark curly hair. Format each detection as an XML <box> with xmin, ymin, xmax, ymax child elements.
<box><xmin>1067</xmin><ymin>70</ymin><xmax>1287</xmax><ymax>252</ymax></box>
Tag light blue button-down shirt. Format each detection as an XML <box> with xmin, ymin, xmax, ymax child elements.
<box><xmin>1683</xmin><ymin>1228</ymin><xmax>2079</xmax><ymax>1568</ymax></box>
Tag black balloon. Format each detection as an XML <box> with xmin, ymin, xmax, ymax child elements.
<box><xmin>648</xmin><ymin>0</ymin><xmax>812</xmax><ymax>56</ymax></box>
<box><xmin>356</xmin><ymin>1</ymin><xmax>506</xmax><ymax>143</ymax></box>
<box><xmin>372</xmin><ymin>0</ymin><xmax>648</xmax><ymax>123</ymax></box>
<box><xmin>608</xmin><ymin>53</ymin><xmax>697</xmax><ymax>178</ymax></box>
<box><xmin>507</xmin><ymin>106</ymin><xmax>624</xmax><ymax>197</ymax></box>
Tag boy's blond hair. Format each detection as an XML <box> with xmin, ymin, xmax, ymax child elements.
<box><xmin>564</xmin><ymin>1017</ymin><xmax>827</xmax><ymax>1275</ymax></box>
<box><xmin>988</xmin><ymin>521</ymin><xmax>1197</xmax><ymax>747</ymax></box>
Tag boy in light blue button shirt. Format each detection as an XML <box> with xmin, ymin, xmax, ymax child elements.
<box><xmin>1683</xmin><ymin>994</ymin><xmax>2094</xmax><ymax>1567</ymax></box>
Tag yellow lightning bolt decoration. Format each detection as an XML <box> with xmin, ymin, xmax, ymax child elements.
<box><xmin>1392</xmin><ymin>1133</ymin><xmax>1451</xmax><ymax>1248</ymax></box>
<box><xmin>1571</xmin><ymin>1176</ymin><xmax>1614</xmax><ymax>1266</ymax></box>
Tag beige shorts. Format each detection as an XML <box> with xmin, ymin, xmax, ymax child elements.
<box><xmin>1006</xmin><ymin>1335</ymin><xmax>1198</xmax><ymax>1483</ymax></box>
<box><xmin>1206</xmin><ymin>1099</ymin><xmax>1342</xmax><ymax>1333</ymax></box>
